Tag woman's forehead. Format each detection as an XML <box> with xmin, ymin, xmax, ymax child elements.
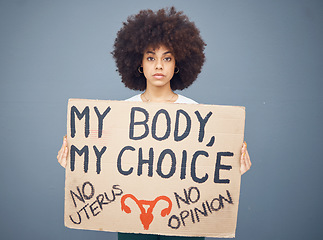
<box><xmin>144</xmin><ymin>45</ymin><xmax>173</xmax><ymax>54</ymax></box>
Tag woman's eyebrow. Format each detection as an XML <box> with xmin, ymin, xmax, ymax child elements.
<box><xmin>145</xmin><ymin>50</ymin><xmax>172</xmax><ymax>55</ymax></box>
<box><xmin>146</xmin><ymin>50</ymin><xmax>155</xmax><ymax>54</ymax></box>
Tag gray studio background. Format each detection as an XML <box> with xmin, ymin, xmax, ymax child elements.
<box><xmin>1</xmin><ymin>0</ymin><xmax>322</xmax><ymax>239</ymax></box>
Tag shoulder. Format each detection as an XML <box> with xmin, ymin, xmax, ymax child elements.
<box><xmin>125</xmin><ymin>94</ymin><xmax>142</xmax><ymax>102</ymax></box>
<box><xmin>175</xmin><ymin>94</ymin><xmax>198</xmax><ymax>104</ymax></box>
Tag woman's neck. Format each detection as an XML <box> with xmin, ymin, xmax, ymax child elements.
<box><xmin>141</xmin><ymin>85</ymin><xmax>178</xmax><ymax>103</ymax></box>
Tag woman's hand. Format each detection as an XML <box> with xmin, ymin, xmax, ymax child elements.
<box><xmin>57</xmin><ymin>135</ymin><xmax>68</xmax><ymax>168</ymax></box>
<box><xmin>240</xmin><ymin>141</ymin><xmax>251</xmax><ymax>175</ymax></box>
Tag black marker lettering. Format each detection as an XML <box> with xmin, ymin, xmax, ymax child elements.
<box><xmin>191</xmin><ymin>150</ymin><xmax>209</xmax><ymax>183</ymax></box>
<box><xmin>190</xmin><ymin>209</ymin><xmax>195</xmax><ymax>223</ymax></box>
<box><xmin>214</xmin><ymin>152</ymin><xmax>233</xmax><ymax>184</ymax></box>
<box><xmin>70</xmin><ymin>106</ymin><xmax>89</xmax><ymax>138</ymax></box>
<box><xmin>69</xmin><ymin>212</ymin><xmax>81</xmax><ymax>224</ymax></box>
<box><xmin>129</xmin><ymin>107</ymin><xmax>149</xmax><ymax>140</ymax></box>
<box><xmin>82</xmin><ymin>181</ymin><xmax>94</xmax><ymax>200</ymax></box>
<box><xmin>168</xmin><ymin>215</ymin><xmax>180</xmax><ymax>229</ymax></box>
<box><xmin>117</xmin><ymin>146</ymin><xmax>135</xmax><ymax>175</ymax></box>
<box><xmin>94</xmin><ymin>106</ymin><xmax>111</xmax><ymax>138</ymax></box>
<box><xmin>70</xmin><ymin>145</ymin><xmax>89</xmax><ymax>173</ymax></box>
<box><xmin>174</xmin><ymin>189</ymin><xmax>190</xmax><ymax>209</ymax></box>
<box><xmin>180</xmin><ymin>210</ymin><xmax>190</xmax><ymax>226</ymax></box>
<box><xmin>112</xmin><ymin>185</ymin><xmax>123</xmax><ymax>196</ymax></box>
<box><xmin>152</xmin><ymin>109</ymin><xmax>171</xmax><ymax>141</ymax></box>
<box><xmin>180</xmin><ymin>150</ymin><xmax>187</xmax><ymax>180</ymax></box>
<box><xmin>188</xmin><ymin>187</ymin><xmax>200</xmax><ymax>203</ymax></box>
<box><xmin>194</xmin><ymin>202</ymin><xmax>208</xmax><ymax>222</ymax></box>
<box><xmin>70</xmin><ymin>187</ymin><xmax>84</xmax><ymax>208</ymax></box>
<box><xmin>194</xmin><ymin>111</ymin><xmax>212</xmax><ymax>142</ymax></box>
<box><xmin>138</xmin><ymin>147</ymin><xmax>154</xmax><ymax>177</ymax></box>
<box><xmin>174</xmin><ymin>109</ymin><xmax>191</xmax><ymax>142</ymax></box>
<box><xmin>89</xmin><ymin>201</ymin><xmax>101</xmax><ymax>217</ymax></box>
<box><xmin>104</xmin><ymin>191</ymin><xmax>116</xmax><ymax>202</ymax></box>
<box><xmin>96</xmin><ymin>194</ymin><xmax>106</xmax><ymax>210</ymax></box>
<box><xmin>156</xmin><ymin>149</ymin><xmax>176</xmax><ymax>178</ymax></box>
<box><xmin>79</xmin><ymin>204</ymin><xmax>90</xmax><ymax>219</ymax></box>
<box><xmin>93</xmin><ymin>146</ymin><xmax>107</xmax><ymax>174</ymax></box>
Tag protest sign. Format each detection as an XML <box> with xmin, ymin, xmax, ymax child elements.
<box><xmin>64</xmin><ymin>98</ymin><xmax>245</xmax><ymax>238</ymax></box>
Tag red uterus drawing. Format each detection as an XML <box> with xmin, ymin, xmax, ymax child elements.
<box><xmin>121</xmin><ymin>194</ymin><xmax>172</xmax><ymax>230</ymax></box>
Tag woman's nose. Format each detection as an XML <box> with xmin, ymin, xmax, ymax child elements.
<box><xmin>155</xmin><ymin>59</ymin><xmax>163</xmax><ymax>69</ymax></box>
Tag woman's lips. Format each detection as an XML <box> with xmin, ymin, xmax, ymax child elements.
<box><xmin>153</xmin><ymin>73</ymin><xmax>165</xmax><ymax>79</ymax></box>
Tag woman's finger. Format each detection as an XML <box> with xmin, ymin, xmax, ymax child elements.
<box><xmin>60</xmin><ymin>146</ymin><xmax>68</xmax><ymax>168</ymax></box>
<box><xmin>57</xmin><ymin>136</ymin><xmax>68</xmax><ymax>168</ymax></box>
<box><xmin>240</xmin><ymin>142</ymin><xmax>251</xmax><ymax>175</ymax></box>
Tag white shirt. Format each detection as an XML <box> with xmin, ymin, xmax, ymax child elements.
<box><xmin>126</xmin><ymin>94</ymin><xmax>198</xmax><ymax>104</ymax></box>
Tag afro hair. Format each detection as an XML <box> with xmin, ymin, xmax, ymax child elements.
<box><xmin>112</xmin><ymin>7</ymin><xmax>206</xmax><ymax>91</ymax></box>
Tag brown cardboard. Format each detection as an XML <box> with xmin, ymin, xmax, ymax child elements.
<box><xmin>64</xmin><ymin>98</ymin><xmax>245</xmax><ymax>238</ymax></box>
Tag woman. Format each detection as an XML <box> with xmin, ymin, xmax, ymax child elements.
<box><xmin>57</xmin><ymin>7</ymin><xmax>251</xmax><ymax>240</ymax></box>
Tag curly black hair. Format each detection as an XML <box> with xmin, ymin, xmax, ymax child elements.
<box><xmin>112</xmin><ymin>7</ymin><xmax>206</xmax><ymax>91</ymax></box>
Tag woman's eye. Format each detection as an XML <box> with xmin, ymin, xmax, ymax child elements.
<box><xmin>164</xmin><ymin>57</ymin><xmax>172</xmax><ymax>62</ymax></box>
<box><xmin>147</xmin><ymin>57</ymin><xmax>154</xmax><ymax>61</ymax></box>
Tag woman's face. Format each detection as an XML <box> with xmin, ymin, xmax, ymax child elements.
<box><xmin>142</xmin><ymin>45</ymin><xmax>176</xmax><ymax>89</ymax></box>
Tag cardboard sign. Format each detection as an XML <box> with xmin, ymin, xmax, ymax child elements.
<box><xmin>64</xmin><ymin>98</ymin><xmax>245</xmax><ymax>238</ymax></box>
